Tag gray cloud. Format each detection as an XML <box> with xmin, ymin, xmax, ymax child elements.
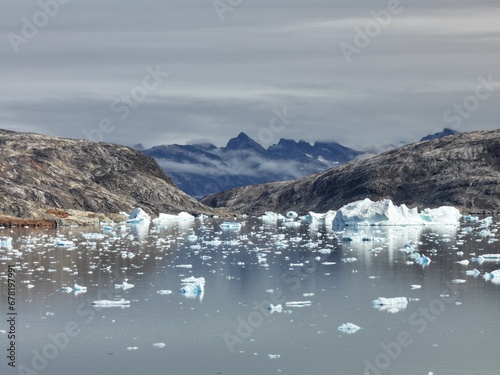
<box><xmin>1</xmin><ymin>0</ymin><xmax>499</xmax><ymax>151</ymax></box>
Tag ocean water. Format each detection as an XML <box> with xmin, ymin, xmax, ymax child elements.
<box><xmin>1</xmin><ymin>217</ymin><xmax>499</xmax><ymax>375</ymax></box>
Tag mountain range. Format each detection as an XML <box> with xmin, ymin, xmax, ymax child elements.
<box><xmin>143</xmin><ymin>132</ymin><xmax>361</xmax><ymax>198</ymax></box>
<box><xmin>201</xmin><ymin>129</ymin><xmax>500</xmax><ymax>214</ymax></box>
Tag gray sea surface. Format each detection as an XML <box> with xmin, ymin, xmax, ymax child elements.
<box><xmin>1</xmin><ymin>216</ymin><xmax>499</xmax><ymax>375</ymax></box>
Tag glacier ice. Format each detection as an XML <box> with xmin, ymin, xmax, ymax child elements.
<box><xmin>332</xmin><ymin>198</ymin><xmax>461</xmax><ymax>226</ymax></box>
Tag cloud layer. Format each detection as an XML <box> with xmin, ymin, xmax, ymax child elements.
<box><xmin>1</xmin><ymin>0</ymin><xmax>499</xmax><ymax>150</ymax></box>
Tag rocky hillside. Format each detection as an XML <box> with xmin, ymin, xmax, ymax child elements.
<box><xmin>0</xmin><ymin>129</ymin><xmax>218</xmax><ymax>220</ymax></box>
<box><xmin>201</xmin><ymin>130</ymin><xmax>500</xmax><ymax>214</ymax></box>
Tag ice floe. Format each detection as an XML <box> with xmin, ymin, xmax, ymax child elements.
<box><xmin>92</xmin><ymin>299</ymin><xmax>130</xmax><ymax>306</ymax></box>
<box><xmin>372</xmin><ymin>297</ymin><xmax>408</xmax><ymax>312</ymax></box>
<box><xmin>338</xmin><ymin>323</ymin><xmax>361</xmax><ymax>334</ymax></box>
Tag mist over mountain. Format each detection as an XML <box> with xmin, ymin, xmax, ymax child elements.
<box><xmin>143</xmin><ymin>132</ymin><xmax>361</xmax><ymax>198</ymax></box>
<box><xmin>201</xmin><ymin>130</ymin><xmax>500</xmax><ymax>214</ymax></box>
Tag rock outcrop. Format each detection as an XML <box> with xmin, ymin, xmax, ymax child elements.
<box><xmin>0</xmin><ymin>129</ymin><xmax>218</xmax><ymax>221</ymax></box>
<box><xmin>201</xmin><ymin>130</ymin><xmax>500</xmax><ymax>214</ymax></box>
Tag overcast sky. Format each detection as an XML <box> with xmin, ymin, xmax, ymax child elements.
<box><xmin>1</xmin><ymin>0</ymin><xmax>499</xmax><ymax>150</ymax></box>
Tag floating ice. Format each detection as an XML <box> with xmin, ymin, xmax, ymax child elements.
<box><xmin>115</xmin><ymin>279</ymin><xmax>134</xmax><ymax>290</ymax></box>
<box><xmin>483</xmin><ymin>270</ymin><xmax>500</xmax><ymax>282</ymax></box>
<box><xmin>157</xmin><ymin>290</ymin><xmax>173</xmax><ymax>295</ymax></box>
<box><xmin>220</xmin><ymin>222</ymin><xmax>242</xmax><ymax>230</ymax></box>
<box><xmin>55</xmin><ymin>239</ymin><xmax>74</xmax><ymax>247</ymax></box>
<box><xmin>456</xmin><ymin>260</ymin><xmax>470</xmax><ymax>266</ymax></box>
<box><xmin>127</xmin><ymin>208</ymin><xmax>150</xmax><ymax>223</ymax></box>
<box><xmin>332</xmin><ymin>198</ymin><xmax>461</xmax><ymax>226</ymax></box>
<box><xmin>153</xmin><ymin>343</ymin><xmax>166</xmax><ymax>348</ymax></box>
<box><xmin>268</xmin><ymin>354</ymin><xmax>281</xmax><ymax>359</ymax></box>
<box><xmin>92</xmin><ymin>299</ymin><xmax>130</xmax><ymax>306</ymax></box>
<box><xmin>0</xmin><ymin>236</ymin><xmax>12</xmax><ymax>248</ymax></box>
<box><xmin>268</xmin><ymin>304</ymin><xmax>283</xmax><ymax>313</ymax></box>
<box><xmin>73</xmin><ymin>283</ymin><xmax>87</xmax><ymax>291</ymax></box>
<box><xmin>464</xmin><ymin>215</ymin><xmax>479</xmax><ymax>222</ymax></box>
<box><xmin>259</xmin><ymin>212</ymin><xmax>284</xmax><ymax>222</ymax></box>
<box><xmin>285</xmin><ymin>301</ymin><xmax>312</xmax><ymax>307</ymax></box>
<box><xmin>411</xmin><ymin>285</ymin><xmax>422</xmax><ymax>289</ymax></box>
<box><xmin>187</xmin><ymin>234</ymin><xmax>198</xmax><ymax>242</ymax></box>
<box><xmin>341</xmin><ymin>257</ymin><xmax>357</xmax><ymax>263</ymax></box>
<box><xmin>466</xmin><ymin>269</ymin><xmax>480</xmax><ymax>277</ymax></box>
<box><xmin>372</xmin><ymin>297</ymin><xmax>408</xmax><ymax>312</ymax></box>
<box><xmin>338</xmin><ymin>323</ymin><xmax>361</xmax><ymax>334</ymax></box>
<box><xmin>480</xmin><ymin>216</ymin><xmax>493</xmax><ymax>228</ymax></box>
<box><xmin>180</xmin><ymin>276</ymin><xmax>205</xmax><ymax>298</ymax></box>
<box><xmin>478</xmin><ymin>254</ymin><xmax>500</xmax><ymax>261</ymax></box>
<box><xmin>60</xmin><ymin>286</ymin><xmax>73</xmax><ymax>293</ymax></box>
<box><xmin>451</xmin><ymin>279</ymin><xmax>466</xmax><ymax>284</ymax></box>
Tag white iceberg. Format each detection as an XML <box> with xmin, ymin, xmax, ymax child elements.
<box><xmin>483</xmin><ymin>270</ymin><xmax>500</xmax><ymax>282</ymax></box>
<box><xmin>338</xmin><ymin>323</ymin><xmax>361</xmax><ymax>334</ymax></box>
<box><xmin>332</xmin><ymin>198</ymin><xmax>461</xmax><ymax>226</ymax></box>
<box><xmin>259</xmin><ymin>212</ymin><xmax>284</xmax><ymax>223</ymax></box>
<box><xmin>127</xmin><ymin>207</ymin><xmax>151</xmax><ymax>223</ymax></box>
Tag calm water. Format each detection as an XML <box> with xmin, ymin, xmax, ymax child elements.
<box><xmin>1</xmin><ymin>217</ymin><xmax>500</xmax><ymax>375</ymax></box>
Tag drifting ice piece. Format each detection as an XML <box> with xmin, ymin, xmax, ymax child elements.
<box><xmin>332</xmin><ymin>198</ymin><xmax>461</xmax><ymax>226</ymax></box>
<box><xmin>73</xmin><ymin>283</ymin><xmax>87</xmax><ymax>291</ymax></box>
<box><xmin>285</xmin><ymin>301</ymin><xmax>312</xmax><ymax>307</ymax></box>
<box><xmin>0</xmin><ymin>236</ymin><xmax>12</xmax><ymax>248</ymax></box>
<box><xmin>372</xmin><ymin>297</ymin><xmax>408</xmax><ymax>311</ymax></box>
<box><xmin>466</xmin><ymin>269</ymin><xmax>480</xmax><ymax>277</ymax></box>
<box><xmin>338</xmin><ymin>323</ymin><xmax>361</xmax><ymax>334</ymax></box>
<box><xmin>180</xmin><ymin>276</ymin><xmax>205</xmax><ymax>298</ymax></box>
<box><xmin>268</xmin><ymin>304</ymin><xmax>283</xmax><ymax>313</ymax></box>
<box><xmin>127</xmin><ymin>208</ymin><xmax>150</xmax><ymax>223</ymax></box>
<box><xmin>220</xmin><ymin>222</ymin><xmax>242</xmax><ymax>230</ymax></box>
<box><xmin>483</xmin><ymin>270</ymin><xmax>500</xmax><ymax>282</ymax></box>
<box><xmin>92</xmin><ymin>299</ymin><xmax>130</xmax><ymax>306</ymax></box>
<box><xmin>259</xmin><ymin>212</ymin><xmax>284</xmax><ymax>222</ymax></box>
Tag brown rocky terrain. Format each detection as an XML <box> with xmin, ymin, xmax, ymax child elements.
<box><xmin>0</xmin><ymin>129</ymin><xmax>220</xmax><ymax>224</ymax></box>
<box><xmin>201</xmin><ymin>130</ymin><xmax>500</xmax><ymax>214</ymax></box>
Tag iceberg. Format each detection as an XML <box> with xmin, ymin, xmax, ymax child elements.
<box><xmin>332</xmin><ymin>198</ymin><xmax>461</xmax><ymax>226</ymax></box>
<box><xmin>259</xmin><ymin>212</ymin><xmax>284</xmax><ymax>223</ymax></box>
<box><xmin>127</xmin><ymin>207</ymin><xmax>151</xmax><ymax>223</ymax></box>
<box><xmin>338</xmin><ymin>323</ymin><xmax>361</xmax><ymax>334</ymax></box>
<box><xmin>483</xmin><ymin>270</ymin><xmax>500</xmax><ymax>282</ymax></box>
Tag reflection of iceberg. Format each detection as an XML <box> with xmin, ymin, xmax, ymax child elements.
<box><xmin>372</xmin><ymin>297</ymin><xmax>408</xmax><ymax>312</ymax></box>
<box><xmin>332</xmin><ymin>199</ymin><xmax>461</xmax><ymax>226</ymax></box>
<box><xmin>338</xmin><ymin>323</ymin><xmax>361</xmax><ymax>334</ymax></box>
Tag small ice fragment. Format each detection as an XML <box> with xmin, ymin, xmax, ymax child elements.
<box><xmin>451</xmin><ymin>279</ymin><xmax>466</xmax><ymax>284</ymax></box>
<box><xmin>269</xmin><ymin>304</ymin><xmax>283</xmax><ymax>313</ymax></box>
<box><xmin>268</xmin><ymin>354</ymin><xmax>280</xmax><ymax>359</ymax></box>
<box><xmin>411</xmin><ymin>285</ymin><xmax>421</xmax><ymax>289</ymax></box>
<box><xmin>338</xmin><ymin>323</ymin><xmax>361</xmax><ymax>334</ymax></box>
<box><xmin>61</xmin><ymin>286</ymin><xmax>73</xmax><ymax>293</ymax></box>
<box><xmin>92</xmin><ymin>299</ymin><xmax>130</xmax><ymax>306</ymax></box>
<box><xmin>127</xmin><ymin>346</ymin><xmax>138</xmax><ymax>351</ymax></box>
<box><xmin>157</xmin><ymin>290</ymin><xmax>172</xmax><ymax>295</ymax></box>
<box><xmin>456</xmin><ymin>260</ymin><xmax>469</xmax><ymax>266</ymax></box>
<box><xmin>285</xmin><ymin>301</ymin><xmax>312</xmax><ymax>307</ymax></box>
<box><xmin>153</xmin><ymin>343</ymin><xmax>166</xmax><ymax>348</ymax></box>
<box><xmin>176</xmin><ymin>264</ymin><xmax>193</xmax><ymax>269</ymax></box>
<box><xmin>27</xmin><ymin>284</ymin><xmax>34</xmax><ymax>289</ymax></box>
<box><xmin>303</xmin><ymin>293</ymin><xmax>314</xmax><ymax>297</ymax></box>
<box><xmin>466</xmin><ymin>269</ymin><xmax>480</xmax><ymax>277</ymax></box>
<box><xmin>322</xmin><ymin>262</ymin><xmax>336</xmax><ymax>265</ymax></box>
<box><xmin>341</xmin><ymin>257</ymin><xmax>357</xmax><ymax>263</ymax></box>
<box><xmin>73</xmin><ymin>283</ymin><xmax>87</xmax><ymax>291</ymax></box>
<box><xmin>372</xmin><ymin>297</ymin><xmax>408</xmax><ymax>311</ymax></box>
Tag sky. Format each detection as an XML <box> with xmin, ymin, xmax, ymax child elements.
<box><xmin>1</xmin><ymin>0</ymin><xmax>499</xmax><ymax>151</ymax></box>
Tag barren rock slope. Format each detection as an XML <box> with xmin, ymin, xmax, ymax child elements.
<box><xmin>201</xmin><ymin>130</ymin><xmax>500</xmax><ymax>214</ymax></box>
<box><xmin>0</xmin><ymin>129</ymin><xmax>216</xmax><ymax>219</ymax></box>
